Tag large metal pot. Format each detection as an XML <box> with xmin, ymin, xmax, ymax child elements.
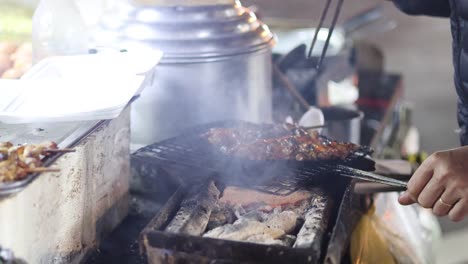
<box><xmin>320</xmin><ymin>106</ymin><xmax>363</xmax><ymax>144</ymax></box>
<box><xmin>96</xmin><ymin>1</ymin><xmax>275</xmax><ymax>146</ymax></box>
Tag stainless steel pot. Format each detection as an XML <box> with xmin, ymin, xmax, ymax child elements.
<box><xmin>96</xmin><ymin>1</ymin><xmax>275</xmax><ymax>146</ymax></box>
<box><xmin>320</xmin><ymin>106</ymin><xmax>363</xmax><ymax>144</ymax></box>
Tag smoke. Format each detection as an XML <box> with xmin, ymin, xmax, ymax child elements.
<box><xmin>130</xmin><ymin>51</ymin><xmax>273</xmax><ymax>146</ymax></box>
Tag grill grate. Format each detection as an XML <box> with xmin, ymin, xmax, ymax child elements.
<box><xmin>133</xmin><ymin>121</ymin><xmax>378</xmax><ymax>195</ymax></box>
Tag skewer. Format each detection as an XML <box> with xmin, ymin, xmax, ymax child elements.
<box><xmin>43</xmin><ymin>148</ymin><xmax>76</xmax><ymax>153</ymax></box>
<box><xmin>25</xmin><ymin>167</ymin><xmax>60</xmax><ymax>173</ymax></box>
<box><xmin>0</xmin><ymin>141</ymin><xmax>70</xmax><ymax>183</ymax></box>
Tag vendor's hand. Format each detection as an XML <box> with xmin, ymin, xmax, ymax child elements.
<box><xmin>399</xmin><ymin>146</ymin><xmax>468</xmax><ymax>221</ymax></box>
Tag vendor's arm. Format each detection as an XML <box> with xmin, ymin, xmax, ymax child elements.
<box><xmin>391</xmin><ymin>0</ymin><xmax>451</xmax><ymax>17</ymax></box>
<box><xmin>399</xmin><ymin>146</ymin><xmax>468</xmax><ymax>221</ymax></box>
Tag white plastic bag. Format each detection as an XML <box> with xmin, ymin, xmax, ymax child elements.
<box><xmin>374</xmin><ymin>193</ymin><xmax>442</xmax><ymax>264</ymax></box>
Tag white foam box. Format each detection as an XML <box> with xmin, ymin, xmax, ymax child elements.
<box><xmin>0</xmin><ymin>107</ymin><xmax>130</xmax><ymax>264</ymax></box>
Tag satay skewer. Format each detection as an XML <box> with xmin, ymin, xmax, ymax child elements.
<box><xmin>43</xmin><ymin>148</ymin><xmax>76</xmax><ymax>154</ymax></box>
<box><xmin>0</xmin><ymin>141</ymin><xmax>73</xmax><ymax>183</ymax></box>
<box><xmin>25</xmin><ymin>167</ymin><xmax>60</xmax><ymax>173</ymax></box>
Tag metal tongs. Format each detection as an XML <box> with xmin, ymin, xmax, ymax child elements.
<box><xmin>332</xmin><ymin>159</ymin><xmax>414</xmax><ymax>194</ymax></box>
<box><xmin>308</xmin><ymin>0</ymin><xmax>345</xmax><ymax>71</ymax></box>
<box><xmin>333</xmin><ymin>164</ymin><xmax>408</xmax><ymax>189</ymax></box>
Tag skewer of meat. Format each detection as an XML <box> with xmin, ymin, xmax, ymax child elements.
<box><xmin>0</xmin><ymin>160</ymin><xmax>59</xmax><ymax>182</ymax></box>
<box><xmin>204</xmin><ymin>125</ymin><xmax>365</xmax><ymax>161</ymax></box>
<box><xmin>0</xmin><ymin>141</ymin><xmax>72</xmax><ymax>183</ymax></box>
<box><xmin>23</xmin><ymin>143</ymin><xmax>75</xmax><ymax>158</ymax></box>
<box><xmin>0</xmin><ymin>142</ymin><xmax>13</xmax><ymax>148</ymax></box>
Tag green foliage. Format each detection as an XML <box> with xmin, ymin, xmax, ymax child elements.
<box><xmin>0</xmin><ymin>2</ymin><xmax>33</xmax><ymax>41</ymax></box>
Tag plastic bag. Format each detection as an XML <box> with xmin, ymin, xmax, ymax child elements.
<box><xmin>351</xmin><ymin>204</ymin><xmax>423</xmax><ymax>264</ymax></box>
<box><xmin>374</xmin><ymin>193</ymin><xmax>441</xmax><ymax>264</ymax></box>
<box><xmin>350</xmin><ymin>205</ymin><xmax>396</xmax><ymax>264</ymax></box>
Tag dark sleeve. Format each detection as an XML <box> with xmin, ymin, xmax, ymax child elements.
<box><xmin>392</xmin><ymin>0</ymin><xmax>451</xmax><ymax>17</ymax></box>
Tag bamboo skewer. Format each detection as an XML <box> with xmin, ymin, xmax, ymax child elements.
<box><xmin>44</xmin><ymin>148</ymin><xmax>76</xmax><ymax>153</ymax></box>
<box><xmin>25</xmin><ymin>168</ymin><xmax>60</xmax><ymax>173</ymax></box>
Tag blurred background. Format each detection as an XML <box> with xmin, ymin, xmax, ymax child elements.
<box><xmin>242</xmin><ymin>0</ymin><xmax>459</xmax><ymax>154</ymax></box>
<box><xmin>241</xmin><ymin>1</ymin><xmax>463</xmax><ymax>262</ymax></box>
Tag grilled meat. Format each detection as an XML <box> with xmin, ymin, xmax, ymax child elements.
<box><xmin>0</xmin><ymin>141</ymin><xmax>70</xmax><ymax>183</ymax></box>
<box><xmin>203</xmin><ymin>124</ymin><xmax>362</xmax><ymax>161</ymax></box>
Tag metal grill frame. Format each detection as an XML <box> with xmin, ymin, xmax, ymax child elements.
<box><xmin>132</xmin><ymin>120</ymin><xmax>375</xmax><ymax>195</ymax></box>
<box><xmin>133</xmin><ymin>120</ymin><xmax>368</xmax><ymax>263</ymax></box>
<box><xmin>139</xmin><ymin>182</ymin><xmax>351</xmax><ymax>264</ymax></box>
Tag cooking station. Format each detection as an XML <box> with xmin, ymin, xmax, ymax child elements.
<box><xmin>86</xmin><ymin>74</ymin><xmax>406</xmax><ymax>264</ymax></box>
<box><xmin>88</xmin><ymin>0</ymin><xmax>410</xmax><ymax>263</ymax></box>
<box><xmin>0</xmin><ymin>1</ymin><xmax>429</xmax><ymax>264</ymax></box>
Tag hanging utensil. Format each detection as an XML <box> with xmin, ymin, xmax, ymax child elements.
<box><xmin>308</xmin><ymin>0</ymin><xmax>345</xmax><ymax>71</ymax></box>
<box><xmin>307</xmin><ymin>0</ymin><xmax>332</xmax><ymax>59</ymax></box>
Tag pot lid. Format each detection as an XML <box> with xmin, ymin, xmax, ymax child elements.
<box><xmin>96</xmin><ymin>0</ymin><xmax>275</xmax><ymax>62</ymax></box>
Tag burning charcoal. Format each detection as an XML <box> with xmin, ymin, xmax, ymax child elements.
<box><xmin>245</xmin><ymin>234</ymin><xmax>286</xmax><ymax>246</ymax></box>
<box><xmin>284</xmin><ymin>199</ymin><xmax>312</xmax><ymax>217</ymax></box>
<box><xmin>281</xmin><ymin>235</ymin><xmax>297</xmax><ymax>247</ymax></box>
<box><xmin>206</xmin><ymin>204</ymin><xmax>237</xmax><ymax>231</ymax></box>
<box><xmin>204</xmin><ymin>206</ymin><xmax>301</xmax><ymax>247</ymax></box>
<box><xmin>294</xmin><ymin>192</ymin><xmax>331</xmax><ymax>249</ymax></box>
<box><xmin>165</xmin><ymin>181</ymin><xmax>220</xmax><ymax>236</ymax></box>
<box><xmin>203</xmin><ymin>218</ymin><xmax>285</xmax><ymax>242</ymax></box>
<box><xmin>235</xmin><ymin>209</ymin><xmax>267</xmax><ymax>222</ymax></box>
<box><xmin>219</xmin><ymin>186</ymin><xmax>313</xmax><ymax>209</ymax></box>
<box><xmin>264</xmin><ymin>210</ymin><xmax>299</xmax><ymax>234</ymax></box>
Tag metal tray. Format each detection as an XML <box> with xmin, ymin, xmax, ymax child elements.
<box><xmin>0</xmin><ymin>120</ymin><xmax>106</xmax><ymax>197</ymax></box>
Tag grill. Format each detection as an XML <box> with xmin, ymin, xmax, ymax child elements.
<box><xmin>130</xmin><ymin>121</ymin><xmax>372</xmax><ymax>263</ymax></box>
<box><xmin>132</xmin><ymin>120</ymin><xmax>405</xmax><ymax>196</ymax></box>
<box><xmin>139</xmin><ymin>181</ymin><xmax>360</xmax><ymax>264</ymax></box>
